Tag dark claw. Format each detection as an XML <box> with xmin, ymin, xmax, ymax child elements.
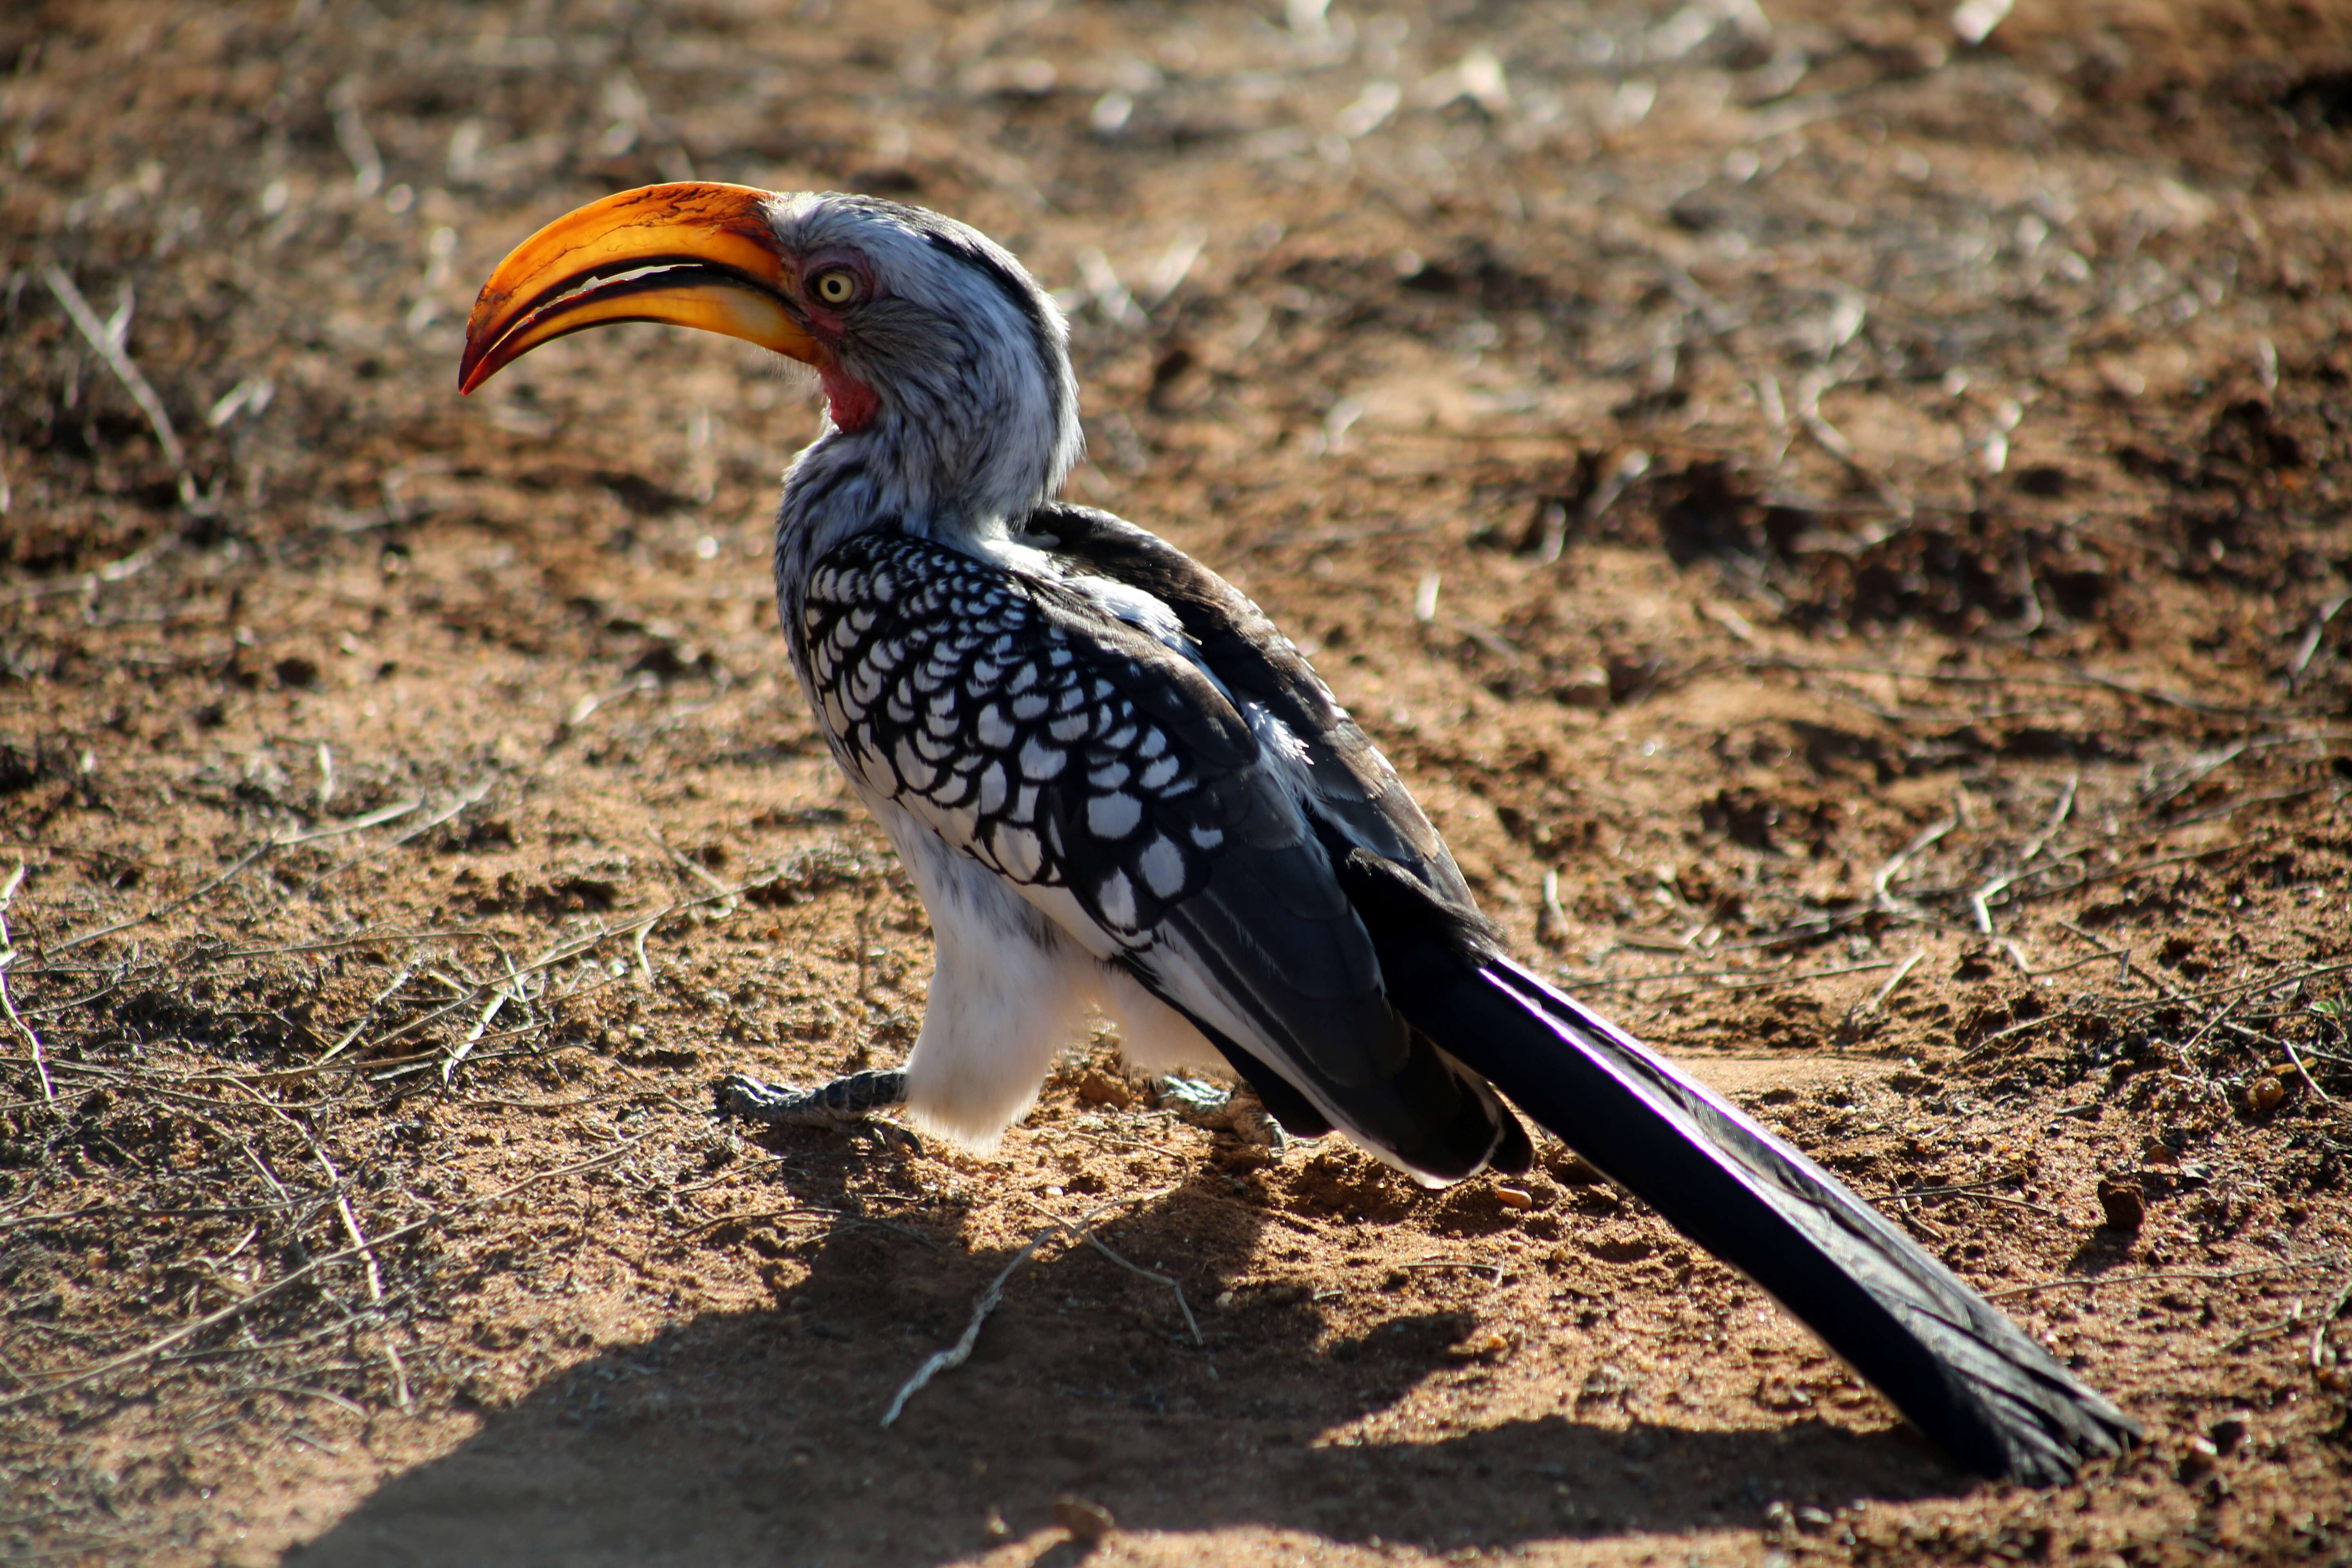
<box><xmin>715</xmin><ymin>1067</ymin><xmax>911</xmax><ymax>1131</ymax></box>
<box><xmin>857</xmin><ymin>1119</ymin><xmax>924</xmax><ymax>1156</ymax></box>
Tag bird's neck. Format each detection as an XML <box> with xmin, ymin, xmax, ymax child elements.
<box><xmin>772</xmin><ymin>363</ymin><xmax>1077</xmax><ymax>599</ymax></box>
<box><xmin>774</xmin><ymin>419</ymin><xmax>1027</xmax><ymax>570</ymax></box>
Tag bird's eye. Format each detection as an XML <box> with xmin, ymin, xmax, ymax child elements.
<box><xmin>811</xmin><ymin>268</ymin><xmax>860</xmax><ymax>306</ymax></box>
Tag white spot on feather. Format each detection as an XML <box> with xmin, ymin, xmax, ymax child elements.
<box><xmin>1087</xmin><ymin>793</ymin><xmax>1142</xmax><ymax>839</ymax></box>
<box><xmin>1138</xmin><ymin>835</ymin><xmax>1187</xmax><ymax>898</ymax></box>
<box><xmin>1098</xmin><ymin>869</ymin><xmax>1137</xmax><ymax>928</ymax></box>
<box><xmin>1018</xmin><ymin>736</ymin><xmax>1067</xmax><ymax>780</ymax></box>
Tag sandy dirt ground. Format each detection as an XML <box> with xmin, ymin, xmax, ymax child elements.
<box><xmin>4</xmin><ymin>0</ymin><xmax>2352</xmax><ymax>1563</ymax></box>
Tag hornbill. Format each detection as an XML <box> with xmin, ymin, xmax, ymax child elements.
<box><xmin>459</xmin><ymin>183</ymin><xmax>2137</xmax><ymax>1483</ymax></box>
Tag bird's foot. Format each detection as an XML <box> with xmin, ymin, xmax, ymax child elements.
<box><xmin>1157</xmin><ymin>1077</ymin><xmax>1289</xmax><ymax>1157</ymax></box>
<box><xmin>716</xmin><ymin>1067</ymin><xmax>919</xmax><ymax>1152</ymax></box>
<box><xmin>1155</xmin><ymin>1076</ymin><xmax>1232</xmax><ymax>1123</ymax></box>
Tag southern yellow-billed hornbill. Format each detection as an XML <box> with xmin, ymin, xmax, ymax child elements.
<box><xmin>460</xmin><ymin>183</ymin><xmax>2136</xmax><ymax>1482</ymax></box>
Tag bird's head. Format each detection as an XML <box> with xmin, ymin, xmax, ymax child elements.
<box><xmin>459</xmin><ymin>183</ymin><xmax>1080</xmax><ymax>532</ymax></box>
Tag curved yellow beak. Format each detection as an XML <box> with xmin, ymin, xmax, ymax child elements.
<box><xmin>458</xmin><ymin>182</ymin><xmax>822</xmax><ymax>394</ymax></box>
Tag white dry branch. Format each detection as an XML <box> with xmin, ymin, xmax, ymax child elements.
<box><xmin>42</xmin><ymin>266</ymin><xmax>193</xmax><ymax>508</ymax></box>
<box><xmin>882</xmin><ymin>1187</ymin><xmax>1187</xmax><ymax>1428</ymax></box>
<box><xmin>880</xmin><ymin>1224</ymin><xmax>1055</xmax><ymax>1429</ymax></box>
<box><xmin>1023</xmin><ymin>1194</ymin><xmax>1203</xmax><ymax>1346</ymax></box>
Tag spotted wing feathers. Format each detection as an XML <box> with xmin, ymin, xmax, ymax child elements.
<box><xmin>794</xmin><ymin>526</ymin><xmax>1523</xmax><ymax>1181</ymax></box>
<box><xmin>800</xmin><ymin>534</ymin><xmax>1243</xmax><ymax>931</ymax></box>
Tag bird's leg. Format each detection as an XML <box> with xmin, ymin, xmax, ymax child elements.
<box><xmin>716</xmin><ymin>1067</ymin><xmax>916</xmax><ymax>1150</ymax></box>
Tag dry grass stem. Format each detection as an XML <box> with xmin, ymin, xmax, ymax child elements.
<box><xmin>1987</xmin><ymin>1255</ymin><xmax>2351</xmax><ymax>1301</ymax></box>
<box><xmin>1863</xmin><ymin>951</ymin><xmax>1927</xmax><ymax>1014</ymax></box>
<box><xmin>1022</xmin><ymin>1187</ymin><xmax>1202</xmax><ymax>1345</ymax></box>
<box><xmin>39</xmin><ymin>266</ymin><xmax>190</xmax><ymax>502</ymax></box>
<box><xmin>0</xmin><ymin>866</ymin><xmax>54</xmax><ymax>1103</ymax></box>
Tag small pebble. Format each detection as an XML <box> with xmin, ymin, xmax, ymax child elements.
<box><xmin>2095</xmin><ymin>1174</ymin><xmax>2146</xmax><ymax>1232</ymax></box>
<box><xmin>1556</xmin><ymin>665</ymin><xmax>1611</xmax><ymax>708</ymax></box>
<box><xmin>1053</xmin><ymin>1495</ymin><xmax>1116</xmax><ymax>1541</ymax></box>
<box><xmin>1447</xmin><ymin>1330</ymin><xmax>1512</xmax><ymax>1361</ymax></box>
<box><xmin>1076</xmin><ymin>1069</ymin><xmax>1135</xmax><ymax>1108</ymax></box>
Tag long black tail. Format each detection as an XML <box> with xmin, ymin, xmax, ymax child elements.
<box><xmin>1355</xmin><ymin>881</ymin><xmax>2137</xmax><ymax>1481</ymax></box>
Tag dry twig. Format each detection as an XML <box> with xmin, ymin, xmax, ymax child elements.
<box><xmin>882</xmin><ymin>1186</ymin><xmax>1182</xmax><ymax>1428</ymax></box>
<box><xmin>0</xmin><ymin>1123</ymin><xmax>674</xmax><ymax>1413</ymax></box>
<box><xmin>0</xmin><ymin>865</ymin><xmax>54</xmax><ymax>1102</ymax></box>
<box><xmin>0</xmin><ymin>1215</ymin><xmax>434</xmax><ymax>1414</ymax></box>
<box><xmin>1987</xmin><ymin>1254</ymin><xmax>2348</xmax><ymax>1300</ymax></box>
<box><xmin>880</xmin><ymin>1223</ymin><xmax>1057</xmax><ymax>1429</ymax></box>
<box><xmin>1401</xmin><ymin>1258</ymin><xmax>1508</xmax><ymax>1285</ymax></box>
<box><xmin>2288</xmin><ymin>595</ymin><xmax>2348</xmax><ymax>690</ymax></box>
<box><xmin>1844</xmin><ymin>949</ymin><xmax>1926</xmax><ymax>1034</ymax></box>
<box><xmin>2281</xmin><ymin>1035</ymin><xmax>2334</xmax><ymax>1106</ymax></box>
<box><xmin>41</xmin><ymin>266</ymin><xmax>193</xmax><ymax>507</ymax></box>
<box><xmin>1872</xmin><ymin>812</ymin><xmax>1958</xmax><ymax>913</ymax></box>
<box><xmin>1022</xmin><ymin>1191</ymin><xmax>1202</xmax><ymax>1345</ymax></box>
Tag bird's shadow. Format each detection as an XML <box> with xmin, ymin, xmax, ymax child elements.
<box><xmin>285</xmin><ymin>1138</ymin><xmax>1968</xmax><ymax>1568</ymax></box>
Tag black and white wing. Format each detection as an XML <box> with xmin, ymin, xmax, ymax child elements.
<box><xmin>792</xmin><ymin>517</ymin><xmax>1529</xmax><ymax>1182</ymax></box>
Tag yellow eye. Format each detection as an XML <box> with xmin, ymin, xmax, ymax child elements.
<box><xmin>812</xmin><ymin>268</ymin><xmax>859</xmax><ymax>306</ymax></box>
